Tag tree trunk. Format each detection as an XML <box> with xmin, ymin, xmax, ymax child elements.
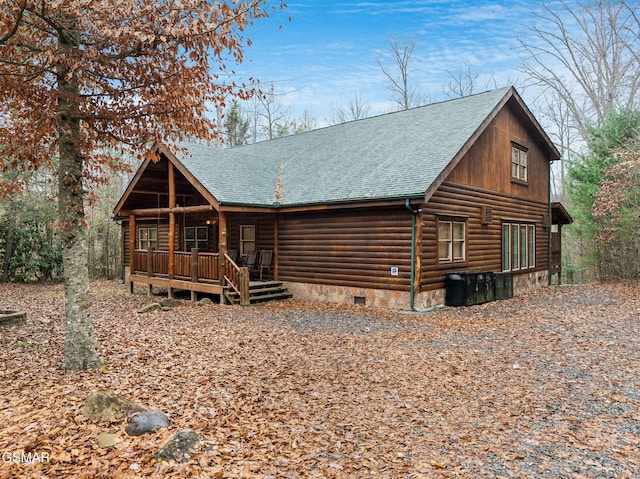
<box><xmin>57</xmin><ymin>18</ymin><xmax>101</xmax><ymax>372</ymax></box>
<box><xmin>1</xmin><ymin>199</ymin><xmax>16</xmax><ymax>282</ymax></box>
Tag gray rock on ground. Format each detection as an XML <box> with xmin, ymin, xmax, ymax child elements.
<box><xmin>125</xmin><ymin>410</ymin><xmax>170</xmax><ymax>436</ymax></box>
<box><xmin>156</xmin><ymin>429</ymin><xmax>202</xmax><ymax>463</ymax></box>
<box><xmin>138</xmin><ymin>303</ymin><xmax>162</xmax><ymax>314</ymax></box>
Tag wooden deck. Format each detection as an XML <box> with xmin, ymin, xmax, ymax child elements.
<box><xmin>128</xmin><ymin>249</ymin><xmax>290</xmax><ymax>304</ymax></box>
<box><xmin>130</xmin><ymin>248</ymin><xmax>225</xmax><ymax>299</ymax></box>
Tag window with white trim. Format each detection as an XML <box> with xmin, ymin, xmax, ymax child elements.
<box><xmin>240</xmin><ymin>225</ymin><xmax>256</xmax><ymax>256</ymax></box>
<box><xmin>184</xmin><ymin>226</ymin><xmax>208</xmax><ymax>251</ymax></box>
<box><xmin>502</xmin><ymin>223</ymin><xmax>535</xmax><ymax>271</ymax></box>
<box><xmin>138</xmin><ymin>227</ymin><xmax>158</xmax><ymax>250</ymax></box>
<box><xmin>438</xmin><ymin>219</ymin><xmax>466</xmax><ymax>262</ymax></box>
<box><xmin>511</xmin><ymin>143</ymin><xmax>528</xmax><ymax>182</ymax></box>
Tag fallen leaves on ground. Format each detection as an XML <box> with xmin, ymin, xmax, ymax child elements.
<box><xmin>0</xmin><ymin>280</ymin><xmax>639</xmax><ymax>478</ymax></box>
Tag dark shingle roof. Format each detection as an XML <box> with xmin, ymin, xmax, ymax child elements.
<box><xmin>172</xmin><ymin>87</ymin><xmax>511</xmax><ymax>207</ymax></box>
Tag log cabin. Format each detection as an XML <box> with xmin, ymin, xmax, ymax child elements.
<box><xmin>113</xmin><ymin>86</ymin><xmax>572</xmax><ymax>308</ymax></box>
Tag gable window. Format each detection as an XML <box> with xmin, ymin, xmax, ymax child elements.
<box><xmin>438</xmin><ymin>219</ymin><xmax>466</xmax><ymax>262</ymax></box>
<box><xmin>184</xmin><ymin>226</ymin><xmax>208</xmax><ymax>251</ymax></box>
<box><xmin>240</xmin><ymin>225</ymin><xmax>256</xmax><ymax>256</ymax></box>
<box><xmin>502</xmin><ymin>223</ymin><xmax>535</xmax><ymax>271</ymax></box>
<box><xmin>138</xmin><ymin>227</ymin><xmax>157</xmax><ymax>250</ymax></box>
<box><xmin>511</xmin><ymin>143</ymin><xmax>528</xmax><ymax>182</ymax></box>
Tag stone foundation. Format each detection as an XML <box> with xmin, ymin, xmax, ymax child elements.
<box><xmin>514</xmin><ymin>270</ymin><xmax>549</xmax><ymax>290</ymax></box>
<box><xmin>284</xmin><ymin>270</ymin><xmax>549</xmax><ymax>311</ymax></box>
<box><xmin>414</xmin><ymin>288</ymin><xmax>446</xmax><ymax>310</ymax></box>
<box><xmin>283</xmin><ymin>282</ymin><xmax>415</xmax><ymax>310</ymax></box>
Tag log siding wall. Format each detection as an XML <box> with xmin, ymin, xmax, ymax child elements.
<box><xmin>227</xmin><ymin>213</ymin><xmax>276</xmax><ymax>253</ymax></box>
<box><xmin>277</xmin><ymin>207</ymin><xmax>413</xmax><ymax>291</ymax></box>
<box><xmin>421</xmin><ymin>181</ymin><xmax>549</xmax><ymax>291</ymax></box>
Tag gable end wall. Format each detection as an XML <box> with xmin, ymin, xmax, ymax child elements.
<box><xmin>420</xmin><ymin>104</ymin><xmax>551</xmax><ymax>292</ymax></box>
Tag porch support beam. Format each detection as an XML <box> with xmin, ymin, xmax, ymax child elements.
<box><xmin>218</xmin><ymin>211</ymin><xmax>227</xmax><ymax>283</ymax></box>
<box><xmin>128</xmin><ymin>215</ymin><xmax>136</xmax><ymax>270</ymax></box>
<box><xmin>168</xmin><ymin>162</ymin><xmax>176</xmax><ymax>278</ymax></box>
<box><xmin>123</xmin><ymin>204</ymin><xmax>214</xmax><ymax>216</ymax></box>
<box><xmin>274</xmin><ymin>213</ymin><xmax>279</xmax><ymax>280</ymax></box>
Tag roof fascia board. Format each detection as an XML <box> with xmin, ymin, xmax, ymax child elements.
<box><xmin>113</xmin><ymin>153</ymin><xmax>155</xmax><ymax>215</ymax></box>
<box><xmin>276</xmin><ymin>195</ymin><xmax>425</xmax><ymax>213</ymax></box>
<box><xmin>508</xmin><ymin>90</ymin><xmax>561</xmax><ymax>160</ymax></box>
<box><xmin>217</xmin><ymin>196</ymin><xmax>424</xmax><ymax>213</ymax></box>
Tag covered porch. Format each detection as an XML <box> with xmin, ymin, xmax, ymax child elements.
<box><xmin>115</xmin><ymin>146</ymin><xmax>284</xmax><ymax>305</ymax></box>
<box><xmin>125</xmin><ymin>206</ymin><xmax>282</xmax><ymax>305</ymax></box>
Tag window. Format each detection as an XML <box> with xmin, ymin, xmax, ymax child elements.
<box><xmin>502</xmin><ymin>223</ymin><xmax>535</xmax><ymax>271</ymax></box>
<box><xmin>138</xmin><ymin>227</ymin><xmax>157</xmax><ymax>250</ymax></box>
<box><xmin>502</xmin><ymin>224</ymin><xmax>510</xmax><ymax>271</ymax></box>
<box><xmin>528</xmin><ymin>224</ymin><xmax>535</xmax><ymax>268</ymax></box>
<box><xmin>240</xmin><ymin>225</ymin><xmax>256</xmax><ymax>256</ymax></box>
<box><xmin>438</xmin><ymin>219</ymin><xmax>466</xmax><ymax>262</ymax></box>
<box><xmin>184</xmin><ymin>226</ymin><xmax>208</xmax><ymax>251</ymax></box>
<box><xmin>511</xmin><ymin>144</ymin><xmax>528</xmax><ymax>182</ymax></box>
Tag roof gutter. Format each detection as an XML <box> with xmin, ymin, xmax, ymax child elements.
<box><xmin>219</xmin><ymin>193</ymin><xmax>426</xmax><ymax>211</ymax></box>
<box><xmin>405</xmin><ymin>199</ymin><xmax>445</xmax><ymax>313</ymax></box>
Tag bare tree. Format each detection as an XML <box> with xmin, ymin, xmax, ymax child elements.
<box><xmin>293</xmin><ymin>109</ymin><xmax>318</xmax><ymax>134</ymax></box>
<box><xmin>377</xmin><ymin>36</ymin><xmax>425</xmax><ymax>110</ymax></box>
<box><xmin>537</xmin><ymin>89</ymin><xmax>582</xmax><ymax>201</ymax></box>
<box><xmin>443</xmin><ymin>62</ymin><xmax>480</xmax><ymax>99</ymax></box>
<box><xmin>441</xmin><ymin>63</ymin><xmax>517</xmax><ymax>99</ymax></box>
<box><xmin>518</xmin><ymin>0</ymin><xmax>640</xmax><ymax>143</ymax></box>
<box><xmin>330</xmin><ymin>92</ymin><xmax>371</xmax><ymax>124</ymax></box>
<box><xmin>250</xmin><ymin>84</ymin><xmax>294</xmax><ymax>141</ymax></box>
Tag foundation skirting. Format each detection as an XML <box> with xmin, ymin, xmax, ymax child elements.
<box><xmin>283</xmin><ymin>270</ymin><xmax>549</xmax><ymax>311</ymax></box>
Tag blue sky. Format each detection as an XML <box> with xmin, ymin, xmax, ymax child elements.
<box><xmin>232</xmin><ymin>0</ymin><xmax>539</xmax><ymax>124</ymax></box>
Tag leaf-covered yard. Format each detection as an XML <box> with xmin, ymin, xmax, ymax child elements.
<box><xmin>1</xmin><ymin>281</ymin><xmax>639</xmax><ymax>478</ymax></box>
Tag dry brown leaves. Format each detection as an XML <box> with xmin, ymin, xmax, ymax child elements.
<box><xmin>1</xmin><ymin>280</ymin><xmax>639</xmax><ymax>478</ymax></box>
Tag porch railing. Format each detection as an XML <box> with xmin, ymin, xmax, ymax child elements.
<box><xmin>223</xmin><ymin>253</ymin><xmax>250</xmax><ymax>306</ymax></box>
<box><xmin>133</xmin><ymin>249</ymin><xmax>220</xmax><ymax>282</ymax></box>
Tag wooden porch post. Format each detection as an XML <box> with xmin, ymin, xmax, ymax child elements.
<box><xmin>168</xmin><ymin>161</ymin><xmax>176</xmax><ymax>279</ymax></box>
<box><xmin>128</xmin><ymin>215</ymin><xmax>136</xmax><ymax>294</ymax></box>
<box><xmin>239</xmin><ymin>267</ymin><xmax>250</xmax><ymax>306</ymax></box>
<box><xmin>274</xmin><ymin>213</ymin><xmax>279</xmax><ymax>280</ymax></box>
<box><xmin>218</xmin><ymin>210</ymin><xmax>227</xmax><ymax>283</ymax></box>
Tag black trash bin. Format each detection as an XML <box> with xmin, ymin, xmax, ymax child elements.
<box><xmin>446</xmin><ymin>271</ymin><xmax>496</xmax><ymax>306</ymax></box>
<box><xmin>476</xmin><ymin>272</ymin><xmax>495</xmax><ymax>304</ymax></box>
<box><xmin>445</xmin><ymin>273</ymin><xmax>467</xmax><ymax>306</ymax></box>
<box><xmin>494</xmin><ymin>272</ymin><xmax>513</xmax><ymax>300</ymax></box>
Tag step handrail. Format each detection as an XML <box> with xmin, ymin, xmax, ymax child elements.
<box><xmin>223</xmin><ymin>253</ymin><xmax>250</xmax><ymax>306</ymax></box>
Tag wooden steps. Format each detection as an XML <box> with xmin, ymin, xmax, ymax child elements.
<box><xmin>224</xmin><ymin>281</ymin><xmax>293</xmax><ymax>305</ymax></box>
